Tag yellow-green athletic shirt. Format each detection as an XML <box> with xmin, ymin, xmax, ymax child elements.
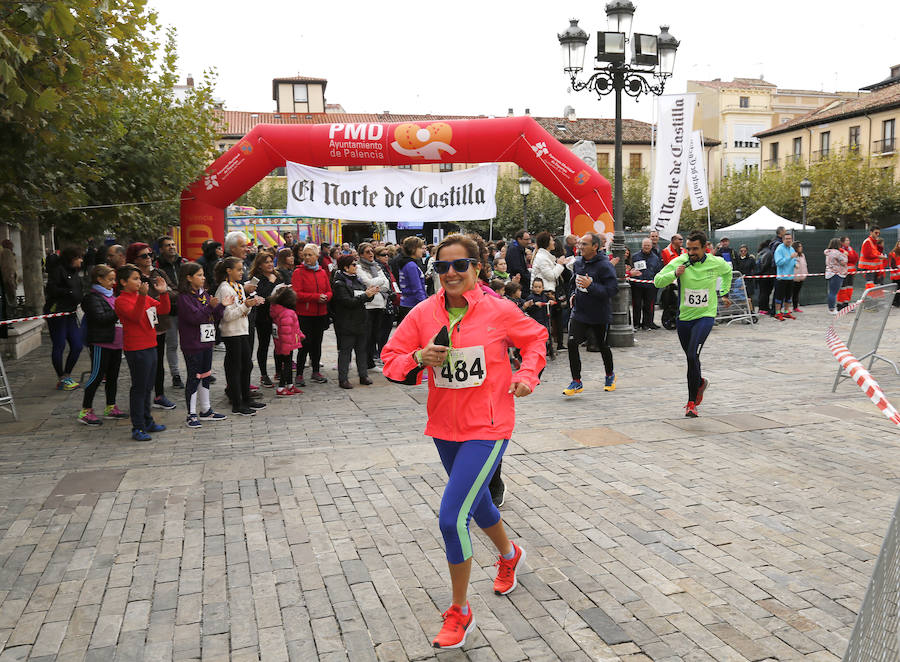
<box><xmin>653</xmin><ymin>254</ymin><xmax>733</xmax><ymax>321</ymax></box>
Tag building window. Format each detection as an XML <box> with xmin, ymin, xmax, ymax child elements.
<box><xmin>628</xmin><ymin>153</ymin><xmax>642</xmax><ymax>177</ymax></box>
<box><xmin>439</xmin><ymin>163</ymin><xmax>453</xmax><ymax>172</ymax></box>
<box><xmin>881</xmin><ymin>119</ymin><xmax>895</xmax><ymax>152</ymax></box>
<box><xmin>348</xmin><ymin>165</ymin><xmax>363</xmax><ymax>171</ymax></box>
<box><xmin>293</xmin><ymin>84</ymin><xmax>308</xmax><ymax>103</ymax></box>
<box><xmin>739</xmin><ymin>96</ymin><xmax>749</xmax><ymax>108</ymax></box>
<box><xmin>768</xmin><ymin>142</ymin><xmax>779</xmax><ymax>167</ymax></box>
<box><xmin>819</xmin><ymin>131</ymin><xmax>830</xmax><ymax>159</ymax></box>
<box><xmin>396</xmin><ymin>164</ymin><xmax>412</xmax><ymax>170</ymax></box>
<box><xmin>597</xmin><ymin>153</ymin><xmax>610</xmax><ymax>169</ymax></box>
<box><xmin>849</xmin><ymin>125</ymin><xmax>860</xmax><ymax>151</ymax></box>
<box><xmin>792</xmin><ymin>136</ymin><xmax>802</xmax><ymax>162</ymax></box>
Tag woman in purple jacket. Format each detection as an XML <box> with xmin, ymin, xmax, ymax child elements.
<box><xmin>177</xmin><ymin>262</ymin><xmax>231</xmax><ymax>428</ymax></box>
<box><xmin>397</xmin><ymin>236</ymin><xmax>427</xmax><ymax>322</ymax></box>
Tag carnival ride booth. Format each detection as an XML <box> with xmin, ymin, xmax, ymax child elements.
<box><xmin>180</xmin><ymin>117</ymin><xmax>613</xmax><ymax>259</ymax></box>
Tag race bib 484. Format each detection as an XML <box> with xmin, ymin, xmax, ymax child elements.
<box><xmin>434</xmin><ymin>346</ymin><xmax>487</xmax><ymax>389</ymax></box>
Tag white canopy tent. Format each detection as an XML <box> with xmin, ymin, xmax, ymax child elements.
<box><xmin>718</xmin><ymin>206</ymin><xmax>806</xmax><ymax>232</ymax></box>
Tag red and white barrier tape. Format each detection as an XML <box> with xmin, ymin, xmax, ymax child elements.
<box><xmin>625</xmin><ymin>267</ymin><xmax>900</xmax><ymax>285</ymax></box>
<box><xmin>825</xmin><ymin>298</ymin><xmax>900</xmax><ymax>427</ymax></box>
<box><xmin>0</xmin><ymin>311</ymin><xmax>74</xmax><ymax>326</ymax></box>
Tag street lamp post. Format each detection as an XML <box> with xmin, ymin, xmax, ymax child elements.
<box><xmin>799</xmin><ymin>177</ymin><xmax>812</xmax><ymax>230</ymax></box>
<box><xmin>518</xmin><ymin>175</ymin><xmax>532</xmax><ymax>231</ymax></box>
<box><xmin>735</xmin><ymin>208</ymin><xmax>744</xmax><ymax>223</ymax></box>
<box><xmin>559</xmin><ymin>5</ymin><xmax>678</xmax><ymax>347</ymax></box>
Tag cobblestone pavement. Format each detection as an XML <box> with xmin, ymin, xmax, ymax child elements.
<box><xmin>0</xmin><ymin>303</ymin><xmax>898</xmax><ymax>661</ymax></box>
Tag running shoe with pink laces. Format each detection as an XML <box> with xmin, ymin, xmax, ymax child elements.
<box><xmin>104</xmin><ymin>404</ymin><xmax>128</xmax><ymax>419</ymax></box>
<box><xmin>432</xmin><ymin>603</ymin><xmax>474</xmax><ymax>649</ymax></box>
<box><xmin>78</xmin><ymin>408</ymin><xmax>102</xmax><ymax>426</ymax></box>
<box><xmin>493</xmin><ymin>542</ymin><xmax>526</xmax><ymax>595</ymax></box>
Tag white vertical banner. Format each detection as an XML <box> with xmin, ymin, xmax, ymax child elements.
<box><xmin>650</xmin><ymin>94</ymin><xmax>695</xmax><ymax>240</ymax></box>
<box><xmin>687</xmin><ymin>130</ymin><xmax>709</xmax><ymax>211</ymax></box>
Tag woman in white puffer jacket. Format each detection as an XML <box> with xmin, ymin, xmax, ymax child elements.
<box><xmin>530</xmin><ymin>231</ymin><xmax>566</xmax><ymax>295</ymax></box>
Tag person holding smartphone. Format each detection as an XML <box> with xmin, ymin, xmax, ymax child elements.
<box><xmin>381</xmin><ymin>233</ymin><xmax>547</xmax><ymax>650</ymax></box>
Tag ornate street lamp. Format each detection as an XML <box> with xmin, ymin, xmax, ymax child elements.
<box><xmin>735</xmin><ymin>208</ymin><xmax>744</xmax><ymax>222</ymax></box>
<box><xmin>558</xmin><ymin>4</ymin><xmax>678</xmax><ymax>347</ymax></box>
<box><xmin>799</xmin><ymin>178</ymin><xmax>812</xmax><ymax>230</ymax></box>
<box><xmin>518</xmin><ymin>175</ymin><xmax>533</xmax><ymax>231</ymax></box>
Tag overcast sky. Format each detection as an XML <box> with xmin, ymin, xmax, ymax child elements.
<box><xmin>150</xmin><ymin>0</ymin><xmax>897</xmax><ymax>125</ymax></box>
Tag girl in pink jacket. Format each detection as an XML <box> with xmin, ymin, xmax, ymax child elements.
<box><xmin>270</xmin><ymin>287</ymin><xmax>305</xmax><ymax>396</ymax></box>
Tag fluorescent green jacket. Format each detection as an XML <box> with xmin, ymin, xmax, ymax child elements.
<box><xmin>653</xmin><ymin>253</ymin><xmax>733</xmax><ymax>321</ymax></box>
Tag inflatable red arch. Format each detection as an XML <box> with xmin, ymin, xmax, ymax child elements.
<box><xmin>180</xmin><ymin>116</ymin><xmax>613</xmax><ymax>259</ymax></box>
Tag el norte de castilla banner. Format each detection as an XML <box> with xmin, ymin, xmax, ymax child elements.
<box><xmin>650</xmin><ymin>94</ymin><xmax>696</xmax><ymax>240</ymax></box>
<box><xmin>286</xmin><ymin>162</ymin><xmax>498</xmax><ymax>222</ymax></box>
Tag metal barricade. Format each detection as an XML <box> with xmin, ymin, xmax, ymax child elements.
<box><xmin>0</xmin><ymin>352</ymin><xmax>16</xmax><ymax>421</ymax></box>
<box><xmin>715</xmin><ymin>271</ymin><xmax>757</xmax><ymax>326</ymax></box>
<box><xmin>833</xmin><ymin>282</ymin><xmax>899</xmax><ymax>392</ymax></box>
<box><xmin>842</xmin><ymin>494</ymin><xmax>900</xmax><ymax>661</ymax></box>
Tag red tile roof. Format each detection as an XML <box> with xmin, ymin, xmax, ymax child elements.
<box><xmin>756</xmin><ymin>82</ymin><xmax>900</xmax><ymax>137</ymax></box>
<box><xmin>215</xmin><ymin>110</ymin><xmax>719</xmax><ymax>146</ymax></box>
<box><xmin>534</xmin><ymin>117</ymin><xmax>653</xmax><ymax>144</ymax></box>
<box><xmin>690</xmin><ymin>77</ymin><xmax>777</xmax><ymax>90</ymax></box>
<box><xmin>216</xmin><ymin>110</ymin><xmax>484</xmax><ymax>137</ymax></box>
<box><xmin>272</xmin><ymin>75</ymin><xmax>328</xmax><ymax>83</ymax></box>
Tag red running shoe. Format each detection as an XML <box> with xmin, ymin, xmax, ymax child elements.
<box><xmin>774</xmin><ymin>313</ymin><xmax>784</xmax><ymax>321</ymax></box>
<box><xmin>684</xmin><ymin>401</ymin><xmax>699</xmax><ymax>418</ymax></box>
<box><xmin>432</xmin><ymin>603</ymin><xmax>474</xmax><ymax>649</ymax></box>
<box><xmin>695</xmin><ymin>378</ymin><xmax>709</xmax><ymax>406</ymax></box>
<box><xmin>494</xmin><ymin>542</ymin><xmax>526</xmax><ymax>595</ymax></box>
<box><xmin>784</xmin><ymin>311</ymin><xmax>796</xmax><ymax>320</ymax></box>
<box><xmin>288</xmin><ymin>385</ymin><xmax>304</xmax><ymax>395</ymax></box>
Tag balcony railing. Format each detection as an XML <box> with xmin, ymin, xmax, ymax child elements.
<box><xmin>812</xmin><ymin>149</ymin><xmax>831</xmax><ymax>162</ymax></box>
<box><xmin>873</xmin><ymin>138</ymin><xmax>896</xmax><ymax>154</ymax></box>
<box><xmin>840</xmin><ymin>144</ymin><xmax>861</xmax><ymax>155</ymax></box>
<box><xmin>785</xmin><ymin>154</ymin><xmax>803</xmax><ymax>165</ymax></box>
<box><xmin>763</xmin><ymin>158</ymin><xmax>780</xmax><ymax>169</ymax></box>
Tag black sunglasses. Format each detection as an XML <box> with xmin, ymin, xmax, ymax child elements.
<box><xmin>136</xmin><ymin>253</ymin><xmax>152</xmax><ymax>258</ymax></box>
<box><xmin>433</xmin><ymin>258</ymin><xmax>477</xmax><ymax>275</ymax></box>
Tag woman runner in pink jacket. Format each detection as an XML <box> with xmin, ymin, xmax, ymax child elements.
<box><xmin>382</xmin><ymin>233</ymin><xmax>547</xmax><ymax>649</ymax></box>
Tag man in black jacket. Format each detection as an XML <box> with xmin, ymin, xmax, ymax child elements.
<box><xmin>505</xmin><ymin>229</ymin><xmax>532</xmax><ymax>291</ymax></box>
<box><xmin>563</xmin><ymin>232</ymin><xmax>618</xmax><ymax>396</ymax></box>
<box><xmin>155</xmin><ymin>236</ymin><xmax>186</xmax><ymax>389</ymax></box>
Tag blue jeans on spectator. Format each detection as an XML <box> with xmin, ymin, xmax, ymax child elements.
<box><xmin>125</xmin><ymin>347</ymin><xmax>157</xmax><ymax>431</ymax></box>
<box><xmin>48</xmin><ymin>314</ymin><xmax>83</xmax><ymax>378</ymax></box>
<box><xmin>827</xmin><ymin>275</ymin><xmax>843</xmax><ymax>311</ymax></box>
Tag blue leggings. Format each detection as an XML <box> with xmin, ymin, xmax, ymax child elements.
<box><xmin>434</xmin><ymin>438</ymin><xmax>508</xmax><ymax>564</ymax></box>
<box><xmin>48</xmin><ymin>315</ymin><xmax>83</xmax><ymax>378</ymax></box>
<box><xmin>676</xmin><ymin>316</ymin><xmax>714</xmax><ymax>402</ymax></box>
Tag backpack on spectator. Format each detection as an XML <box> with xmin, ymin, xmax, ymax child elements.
<box><xmin>755</xmin><ymin>247</ymin><xmax>774</xmax><ymax>274</ymax></box>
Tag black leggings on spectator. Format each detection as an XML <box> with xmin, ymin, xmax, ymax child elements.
<box><xmin>297</xmin><ymin>315</ymin><xmax>329</xmax><ymax>375</ymax></box>
<box><xmin>275</xmin><ymin>352</ymin><xmax>293</xmax><ymax>387</ymax></box>
<box><xmin>82</xmin><ymin>346</ymin><xmax>121</xmax><ymax>410</ymax></box>
<box><xmin>255</xmin><ymin>315</ymin><xmax>272</xmax><ymax>378</ymax></box>
<box><xmin>154</xmin><ymin>332</ymin><xmax>167</xmax><ymax>398</ymax></box>
<box><xmin>223</xmin><ymin>335</ymin><xmax>251</xmax><ymax>409</ymax></box>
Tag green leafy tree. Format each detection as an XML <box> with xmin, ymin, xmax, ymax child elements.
<box><xmin>1</xmin><ymin>3</ymin><xmax>219</xmax><ymax>312</ymax></box>
<box><xmin>236</xmin><ymin>177</ymin><xmax>289</xmax><ymax>211</ymax></box>
<box><xmin>679</xmin><ymin>154</ymin><xmax>899</xmax><ymax>231</ymax></box>
<box><xmin>462</xmin><ymin>176</ymin><xmax>566</xmax><ymax>239</ymax></box>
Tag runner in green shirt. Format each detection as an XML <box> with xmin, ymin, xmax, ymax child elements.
<box><xmin>653</xmin><ymin>231</ymin><xmax>733</xmax><ymax>417</ymax></box>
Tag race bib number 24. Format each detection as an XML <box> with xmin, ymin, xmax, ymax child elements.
<box><xmin>435</xmin><ymin>346</ymin><xmax>487</xmax><ymax>389</ymax></box>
